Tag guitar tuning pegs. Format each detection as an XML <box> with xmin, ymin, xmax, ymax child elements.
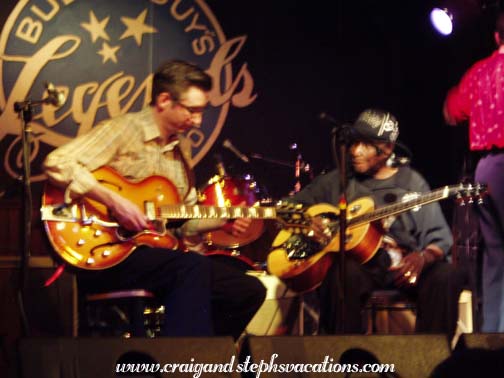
<box><xmin>456</xmin><ymin>192</ymin><xmax>466</xmax><ymax>207</ymax></box>
<box><xmin>475</xmin><ymin>183</ymin><xmax>487</xmax><ymax>205</ymax></box>
<box><xmin>478</xmin><ymin>194</ymin><xmax>485</xmax><ymax>205</ymax></box>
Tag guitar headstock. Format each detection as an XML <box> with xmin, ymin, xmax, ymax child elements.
<box><xmin>454</xmin><ymin>182</ymin><xmax>487</xmax><ymax>206</ymax></box>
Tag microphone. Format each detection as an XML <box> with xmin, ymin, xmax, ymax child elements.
<box><xmin>319</xmin><ymin>112</ymin><xmax>353</xmax><ymax>137</ymax></box>
<box><xmin>222</xmin><ymin>139</ymin><xmax>249</xmax><ymax>163</ymax></box>
<box><xmin>318</xmin><ymin>112</ymin><xmax>341</xmax><ymax>125</ymax></box>
<box><xmin>214</xmin><ymin>153</ymin><xmax>227</xmax><ymax>176</ymax></box>
<box><xmin>44</xmin><ymin>82</ymin><xmax>66</xmax><ymax>107</ymax></box>
<box><xmin>386</xmin><ymin>153</ymin><xmax>411</xmax><ymax>167</ymax></box>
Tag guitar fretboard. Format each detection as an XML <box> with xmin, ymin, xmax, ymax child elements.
<box><xmin>159</xmin><ymin>205</ymin><xmax>278</xmax><ymax>220</ymax></box>
<box><xmin>349</xmin><ymin>186</ymin><xmax>453</xmax><ymax>227</ymax></box>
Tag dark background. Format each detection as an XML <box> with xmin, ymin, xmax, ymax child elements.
<box><xmin>197</xmin><ymin>0</ymin><xmax>496</xmax><ymax>200</ymax></box>
<box><xmin>0</xmin><ymin>0</ymin><xmax>498</xmax><ymax>210</ymax></box>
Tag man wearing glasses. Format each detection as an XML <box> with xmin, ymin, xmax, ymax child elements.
<box><xmin>43</xmin><ymin>60</ymin><xmax>266</xmax><ymax>338</ymax></box>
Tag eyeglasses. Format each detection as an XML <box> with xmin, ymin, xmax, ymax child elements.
<box><xmin>175</xmin><ymin>101</ymin><xmax>208</xmax><ymax>115</ymax></box>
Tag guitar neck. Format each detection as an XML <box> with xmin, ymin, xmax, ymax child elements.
<box><xmin>158</xmin><ymin>204</ymin><xmax>278</xmax><ymax>220</ymax></box>
<box><xmin>349</xmin><ymin>186</ymin><xmax>453</xmax><ymax>227</ymax></box>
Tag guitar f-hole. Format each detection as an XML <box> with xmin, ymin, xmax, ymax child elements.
<box><xmin>98</xmin><ymin>178</ymin><xmax>123</xmax><ymax>191</ymax></box>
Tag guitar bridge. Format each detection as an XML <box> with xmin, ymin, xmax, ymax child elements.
<box><xmin>276</xmin><ymin>234</ymin><xmax>322</xmax><ymax>260</ymax></box>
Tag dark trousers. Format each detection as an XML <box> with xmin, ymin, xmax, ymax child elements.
<box><xmin>319</xmin><ymin>250</ymin><xmax>466</xmax><ymax>338</ymax></box>
<box><xmin>475</xmin><ymin>153</ymin><xmax>504</xmax><ymax>332</ymax></box>
<box><xmin>78</xmin><ymin>247</ymin><xmax>266</xmax><ymax>339</ymax></box>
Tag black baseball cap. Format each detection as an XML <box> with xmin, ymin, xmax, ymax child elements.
<box><xmin>352</xmin><ymin>108</ymin><xmax>399</xmax><ymax>143</ymax></box>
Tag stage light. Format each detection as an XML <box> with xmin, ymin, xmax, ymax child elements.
<box><xmin>430</xmin><ymin>0</ymin><xmax>495</xmax><ymax>36</ymax></box>
<box><xmin>430</xmin><ymin>8</ymin><xmax>454</xmax><ymax>35</ymax></box>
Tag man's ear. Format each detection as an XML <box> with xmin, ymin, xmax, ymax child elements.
<box><xmin>156</xmin><ymin>92</ymin><xmax>172</xmax><ymax>109</ymax></box>
<box><xmin>381</xmin><ymin>142</ymin><xmax>395</xmax><ymax>157</ymax></box>
<box><xmin>495</xmin><ymin>31</ymin><xmax>501</xmax><ymax>46</ymax></box>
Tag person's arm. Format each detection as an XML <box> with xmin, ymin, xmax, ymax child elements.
<box><xmin>281</xmin><ymin>170</ymin><xmax>342</xmax><ymax>244</ymax></box>
<box><xmin>393</xmin><ymin>244</ymin><xmax>445</xmax><ymax>287</ymax></box>
<box><xmin>172</xmin><ymin>186</ymin><xmax>226</xmax><ymax>253</ymax></box>
<box><xmin>86</xmin><ymin>183</ymin><xmax>150</xmax><ymax>231</ymax></box>
<box><xmin>443</xmin><ymin>63</ymin><xmax>477</xmax><ymax>126</ymax></box>
<box><xmin>289</xmin><ymin>170</ymin><xmax>340</xmax><ymax>206</ymax></box>
<box><xmin>43</xmin><ymin>118</ymin><xmax>149</xmax><ymax>231</ymax></box>
<box><xmin>443</xmin><ymin>91</ymin><xmax>458</xmax><ymax>126</ymax></box>
<box><xmin>443</xmin><ymin>86</ymin><xmax>468</xmax><ymax>126</ymax></box>
<box><xmin>392</xmin><ymin>172</ymin><xmax>452</xmax><ymax>286</ymax></box>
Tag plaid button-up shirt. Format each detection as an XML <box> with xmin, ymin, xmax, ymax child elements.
<box><xmin>44</xmin><ymin>106</ymin><xmax>196</xmax><ymax>205</ymax></box>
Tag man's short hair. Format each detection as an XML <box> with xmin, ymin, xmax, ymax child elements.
<box><xmin>150</xmin><ymin>60</ymin><xmax>212</xmax><ymax>105</ymax></box>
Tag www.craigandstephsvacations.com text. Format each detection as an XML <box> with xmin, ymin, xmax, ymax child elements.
<box><xmin>115</xmin><ymin>354</ymin><xmax>396</xmax><ymax>377</ymax></box>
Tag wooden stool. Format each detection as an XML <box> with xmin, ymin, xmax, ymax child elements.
<box><xmin>365</xmin><ymin>290</ymin><xmax>417</xmax><ymax>334</ymax></box>
<box><xmin>83</xmin><ymin>289</ymin><xmax>161</xmax><ymax>337</ymax></box>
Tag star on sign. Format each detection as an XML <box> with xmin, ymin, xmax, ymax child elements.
<box><xmin>81</xmin><ymin>11</ymin><xmax>110</xmax><ymax>43</ymax></box>
<box><xmin>120</xmin><ymin>9</ymin><xmax>157</xmax><ymax>46</ymax></box>
<box><xmin>98</xmin><ymin>42</ymin><xmax>120</xmax><ymax>64</ymax></box>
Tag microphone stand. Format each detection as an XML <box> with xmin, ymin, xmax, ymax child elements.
<box><xmin>331</xmin><ymin>125</ymin><xmax>351</xmax><ymax>334</ymax></box>
<box><xmin>249</xmin><ymin>153</ymin><xmax>295</xmax><ymax>168</ymax></box>
<box><xmin>13</xmin><ymin>97</ymin><xmax>51</xmax><ymax>336</ymax></box>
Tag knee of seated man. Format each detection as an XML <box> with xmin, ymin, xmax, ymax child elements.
<box><xmin>424</xmin><ymin>261</ymin><xmax>467</xmax><ymax>287</ymax></box>
<box><xmin>177</xmin><ymin>251</ymin><xmax>212</xmax><ymax>276</ymax></box>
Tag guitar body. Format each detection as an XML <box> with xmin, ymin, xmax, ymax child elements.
<box><xmin>267</xmin><ymin>199</ymin><xmax>384</xmax><ymax>292</ymax></box>
<box><xmin>43</xmin><ymin>167</ymin><xmax>180</xmax><ymax>270</ymax></box>
<box><xmin>199</xmin><ymin>176</ymin><xmax>264</xmax><ymax>248</ymax></box>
